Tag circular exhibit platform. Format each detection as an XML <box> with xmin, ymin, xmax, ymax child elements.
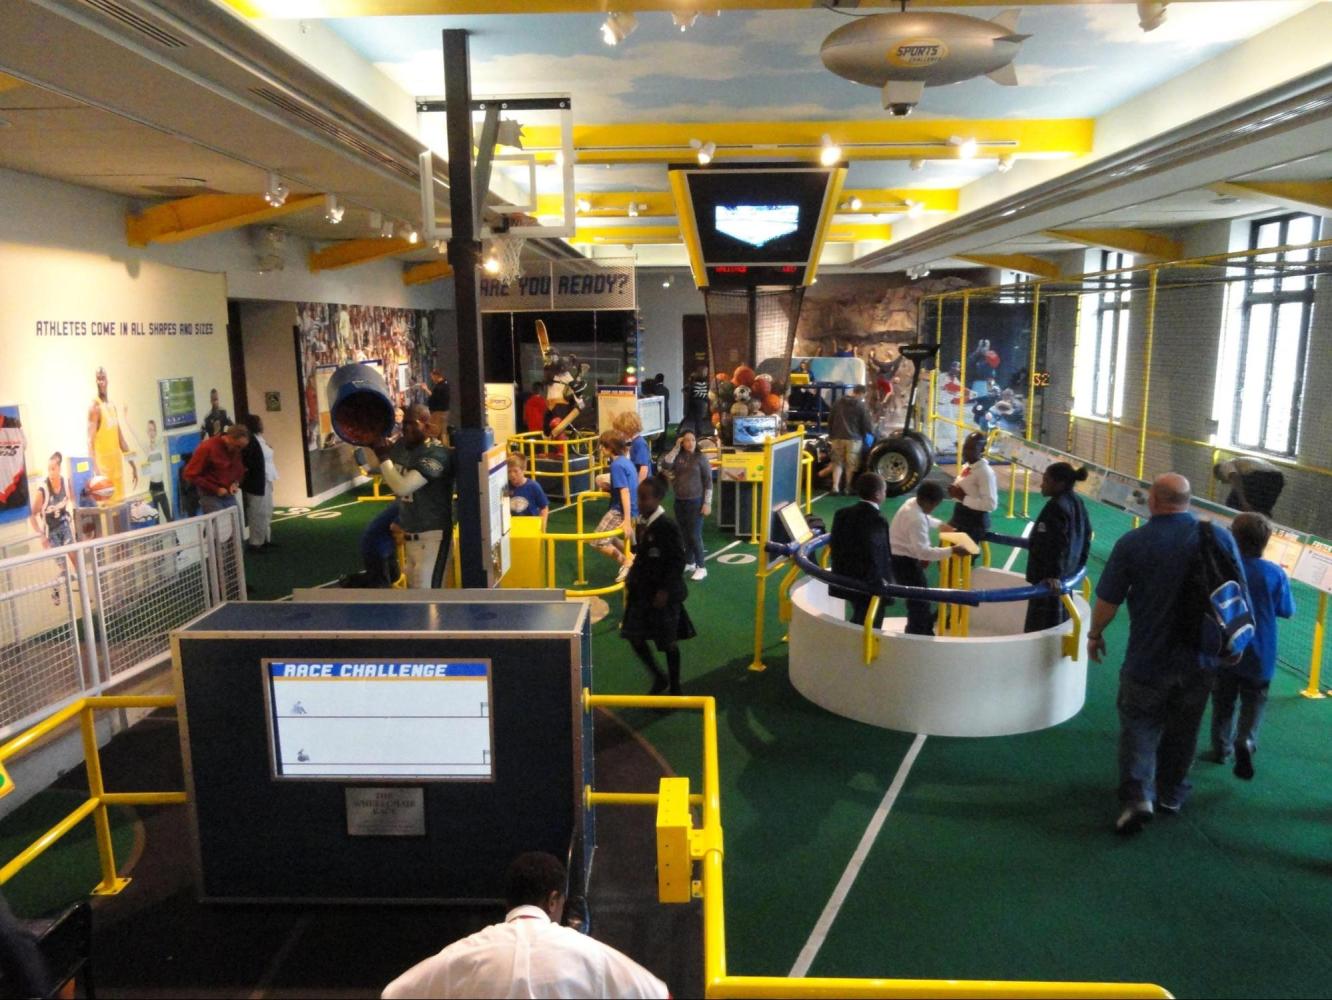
<box><xmin>788</xmin><ymin>568</ymin><xmax>1089</xmax><ymax>738</ymax></box>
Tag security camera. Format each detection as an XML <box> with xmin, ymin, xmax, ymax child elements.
<box><xmin>882</xmin><ymin>80</ymin><xmax>923</xmax><ymax>117</ymax></box>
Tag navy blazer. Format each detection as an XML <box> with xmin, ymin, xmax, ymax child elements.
<box><xmin>829</xmin><ymin>501</ymin><xmax>894</xmax><ymax>601</ymax></box>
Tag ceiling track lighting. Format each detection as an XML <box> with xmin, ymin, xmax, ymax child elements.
<box><xmin>601</xmin><ymin>10</ymin><xmax>638</xmax><ymax>46</ymax></box>
<box><xmin>576</xmin><ymin>197</ymin><xmax>592</xmax><ymax>214</ymax></box>
<box><xmin>401</xmin><ymin>224</ymin><xmax>420</xmax><ymax>245</ymax></box>
<box><xmin>906</xmin><ymin>200</ymin><xmax>924</xmax><ymax>218</ymax></box>
<box><xmin>627</xmin><ymin>202</ymin><xmax>645</xmax><ymax>218</ymax></box>
<box><xmin>380</xmin><ymin>219</ymin><xmax>395</xmax><ymax>239</ymax></box>
<box><xmin>996</xmin><ymin>155</ymin><xmax>1014</xmax><ymax>174</ymax></box>
<box><xmin>323</xmin><ymin>194</ymin><xmax>344</xmax><ymax>225</ymax></box>
<box><xmin>672</xmin><ymin>11</ymin><xmax>698</xmax><ymax>31</ymax></box>
<box><xmin>690</xmin><ymin>138</ymin><xmax>717</xmax><ymax>165</ymax></box>
<box><xmin>263</xmin><ymin>170</ymin><xmax>289</xmax><ymax>208</ymax></box>
<box><xmin>368</xmin><ymin>210</ymin><xmax>382</xmax><ymax>232</ymax></box>
<box><xmin>819</xmin><ymin>133</ymin><xmax>842</xmax><ymax>167</ymax></box>
<box><xmin>948</xmin><ymin>136</ymin><xmax>978</xmax><ymax>159</ymax></box>
<box><xmin>1137</xmin><ymin>0</ymin><xmax>1167</xmax><ymax>31</ymax></box>
<box><xmin>909</xmin><ymin>157</ymin><xmax>925</xmax><ymax>172</ymax></box>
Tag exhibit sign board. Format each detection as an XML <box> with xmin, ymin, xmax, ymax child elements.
<box><xmin>264</xmin><ymin>659</ymin><xmax>494</xmax><ymax>780</ymax></box>
<box><xmin>158</xmin><ymin>377</ymin><xmax>197</xmax><ymax>430</ymax></box>
<box><xmin>479</xmin><ymin>258</ymin><xmax>636</xmax><ymax>313</ymax></box>
<box><xmin>345</xmin><ymin>787</ymin><xmax>426</xmax><ymax>837</ymax></box>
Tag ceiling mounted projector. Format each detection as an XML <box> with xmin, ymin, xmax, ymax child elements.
<box><xmin>821</xmin><ymin>9</ymin><xmax>1029</xmax><ymax>116</ymax></box>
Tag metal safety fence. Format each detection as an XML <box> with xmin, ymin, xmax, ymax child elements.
<box><xmin>0</xmin><ymin>507</ymin><xmax>246</xmax><ymax>742</ymax></box>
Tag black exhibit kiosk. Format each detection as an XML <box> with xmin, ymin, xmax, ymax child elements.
<box><xmin>172</xmin><ymin>598</ymin><xmax>593</xmax><ymax>903</ymax></box>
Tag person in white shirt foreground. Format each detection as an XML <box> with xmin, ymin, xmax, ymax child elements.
<box><xmin>946</xmin><ymin>431</ymin><xmax>998</xmax><ymax>552</ymax></box>
<box><xmin>381</xmin><ymin>852</ymin><xmax>669</xmax><ymax>1000</ymax></box>
<box><xmin>889</xmin><ymin>481</ymin><xmax>970</xmax><ymax>635</ymax></box>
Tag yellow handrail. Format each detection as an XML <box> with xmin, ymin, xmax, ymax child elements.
<box><xmin>509</xmin><ymin>430</ymin><xmax>605</xmax><ymax>501</ymax></box>
<box><xmin>542</xmin><ymin>490</ymin><xmax>633</xmax><ymax>599</ymax></box>
<box><xmin>583</xmin><ymin>690</ymin><xmax>1171</xmax><ymax>999</ymax></box>
<box><xmin>0</xmin><ymin>695</ymin><xmax>187</xmax><ymax>895</ymax></box>
<box><xmin>862</xmin><ymin>597</ymin><xmax>880</xmax><ymax>665</ymax></box>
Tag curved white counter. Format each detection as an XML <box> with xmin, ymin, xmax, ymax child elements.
<box><xmin>788</xmin><ymin>568</ymin><xmax>1089</xmax><ymax>737</ymax></box>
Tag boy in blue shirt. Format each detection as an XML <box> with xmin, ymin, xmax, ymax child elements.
<box><xmin>592</xmin><ymin>431</ymin><xmax>638</xmax><ymax>583</ymax></box>
<box><xmin>505</xmin><ymin>454</ymin><xmax>550</xmax><ymax>532</ymax></box>
<box><xmin>1206</xmin><ymin>512</ymin><xmax>1295</xmax><ymax>780</ymax></box>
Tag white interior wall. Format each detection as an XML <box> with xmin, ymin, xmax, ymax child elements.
<box><xmin>636</xmin><ymin>271</ymin><xmax>703</xmax><ymax>420</ymax></box>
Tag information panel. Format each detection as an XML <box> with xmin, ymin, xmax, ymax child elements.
<box><xmin>158</xmin><ymin>376</ymin><xmax>197</xmax><ymax>430</ymax></box>
<box><xmin>264</xmin><ymin>659</ymin><xmax>493</xmax><ymax>781</ymax></box>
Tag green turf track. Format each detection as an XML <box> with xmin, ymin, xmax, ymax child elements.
<box><xmin>248</xmin><ymin>478</ymin><xmax>1332</xmax><ymax>998</ymax></box>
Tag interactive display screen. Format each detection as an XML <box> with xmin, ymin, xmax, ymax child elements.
<box><xmin>715</xmin><ymin>204</ymin><xmax>800</xmax><ymax>248</ymax></box>
<box><xmin>777</xmin><ymin>502</ymin><xmax>814</xmax><ymax>546</ymax></box>
<box><xmin>158</xmin><ymin>376</ymin><xmax>197</xmax><ymax>430</ymax></box>
<box><xmin>733</xmin><ymin>414</ymin><xmax>778</xmax><ymax>446</ymax></box>
<box><xmin>264</xmin><ymin>659</ymin><xmax>493</xmax><ymax>781</ymax></box>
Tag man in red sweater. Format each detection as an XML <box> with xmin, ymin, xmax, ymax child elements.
<box><xmin>183</xmin><ymin>424</ymin><xmax>250</xmax><ymax>514</ymax></box>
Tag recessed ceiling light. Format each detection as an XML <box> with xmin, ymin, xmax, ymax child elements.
<box><xmin>949</xmin><ymin>136</ymin><xmax>978</xmax><ymax>160</ymax></box>
<box><xmin>819</xmin><ymin>134</ymin><xmax>842</xmax><ymax>167</ymax></box>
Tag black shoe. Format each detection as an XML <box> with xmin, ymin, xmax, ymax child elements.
<box><xmin>1234</xmin><ymin>740</ymin><xmax>1255</xmax><ymax>780</ymax></box>
<box><xmin>1155</xmin><ymin>797</ymin><xmax>1182</xmax><ymax>816</ymax></box>
<box><xmin>648</xmin><ymin>675</ymin><xmax>669</xmax><ymax>695</ymax></box>
<box><xmin>668</xmin><ymin>685</ymin><xmax>683</xmax><ymax>697</ymax></box>
<box><xmin>262</xmin><ymin>541</ymin><xmax>281</xmax><ymax>550</ymax></box>
<box><xmin>1115</xmin><ymin>800</ymin><xmax>1153</xmax><ymax>835</ymax></box>
<box><xmin>246</xmin><ymin>545</ymin><xmax>266</xmax><ymax>555</ymax></box>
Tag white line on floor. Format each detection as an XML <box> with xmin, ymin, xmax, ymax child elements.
<box><xmin>274</xmin><ymin>577</ymin><xmax>342</xmax><ymax>601</ymax></box>
<box><xmin>788</xmin><ymin>732</ymin><xmax>928</xmax><ymax>978</ymax></box>
<box><xmin>1002</xmin><ymin>520</ymin><xmax>1036</xmax><ymax>572</ymax></box>
<box><xmin>271</xmin><ymin>498</ymin><xmax>365</xmax><ymax>523</ymax></box>
<box><xmin>705</xmin><ymin>540</ymin><xmax>742</xmax><ymax>562</ymax></box>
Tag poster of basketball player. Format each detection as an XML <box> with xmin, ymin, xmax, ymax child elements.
<box><xmin>87</xmin><ymin>366</ymin><xmax>140</xmax><ymax>503</ymax></box>
<box><xmin>0</xmin><ymin>405</ymin><xmax>30</xmax><ymax>525</ymax></box>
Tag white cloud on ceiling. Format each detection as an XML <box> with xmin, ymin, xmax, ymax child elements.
<box><xmin>1016</xmin><ymin>64</ymin><xmax>1098</xmax><ymax>87</ymax></box>
<box><xmin>1080</xmin><ymin>0</ymin><xmax>1317</xmax><ymax>48</ymax></box>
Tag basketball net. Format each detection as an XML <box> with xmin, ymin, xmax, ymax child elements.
<box><xmin>485</xmin><ymin>234</ymin><xmax>525</xmax><ymax>284</ymax></box>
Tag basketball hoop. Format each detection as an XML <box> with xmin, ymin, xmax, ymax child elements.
<box><xmin>483</xmin><ymin>234</ymin><xmax>526</xmax><ymax>284</ymax></box>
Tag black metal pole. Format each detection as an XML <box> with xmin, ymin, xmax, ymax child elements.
<box><xmin>442</xmin><ymin>28</ymin><xmax>490</xmax><ymax>588</ymax></box>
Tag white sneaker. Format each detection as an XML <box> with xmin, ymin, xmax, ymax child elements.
<box><xmin>616</xmin><ymin>562</ymin><xmax>631</xmax><ymax>583</ymax></box>
<box><xmin>684</xmin><ymin>563</ymin><xmax>697</xmax><ymax>574</ymax></box>
<box><xmin>691</xmin><ymin>567</ymin><xmax>707</xmax><ymax>581</ymax></box>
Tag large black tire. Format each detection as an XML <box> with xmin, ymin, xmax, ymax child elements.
<box><xmin>867</xmin><ymin>435</ymin><xmax>931</xmax><ymax>497</ymax></box>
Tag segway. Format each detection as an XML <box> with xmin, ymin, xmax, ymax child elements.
<box><xmin>865</xmin><ymin>343</ymin><xmax>938</xmax><ymax>497</ymax></box>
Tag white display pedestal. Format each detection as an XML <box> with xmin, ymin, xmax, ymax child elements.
<box><xmin>788</xmin><ymin>567</ymin><xmax>1089</xmax><ymax>737</ymax></box>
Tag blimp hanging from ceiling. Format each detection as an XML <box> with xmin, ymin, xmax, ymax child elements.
<box><xmin>821</xmin><ymin>9</ymin><xmax>1030</xmax><ymax>116</ymax></box>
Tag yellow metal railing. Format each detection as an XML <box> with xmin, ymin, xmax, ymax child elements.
<box><xmin>0</xmin><ymin>696</ymin><xmax>187</xmax><ymax>896</ymax></box>
<box><xmin>543</xmin><ymin>490</ymin><xmax>633</xmax><ymax>598</ymax></box>
<box><xmin>584</xmin><ymin>690</ymin><xmax>1171</xmax><ymax>999</ymax></box>
<box><xmin>508</xmin><ymin>430</ymin><xmax>604</xmax><ymax>501</ymax></box>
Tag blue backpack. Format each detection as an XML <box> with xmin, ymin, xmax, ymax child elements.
<box><xmin>1174</xmin><ymin>520</ymin><xmax>1255</xmax><ymax>667</ymax></box>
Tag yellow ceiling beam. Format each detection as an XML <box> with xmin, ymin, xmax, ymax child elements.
<box><xmin>223</xmin><ymin>0</ymin><xmax>1245</xmax><ymax>14</ymax></box>
<box><xmin>669</xmin><ymin>169</ymin><xmax>708</xmax><ymax>289</ymax></box>
<box><xmin>1210</xmin><ymin>180</ymin><xmax>1332</xmax><ymax>218</ymax></box>
<box><xmin>126</xmin><ymin>193</ymin><xmax>324</xmax><ymax>247</ymax></box>
<box><xmin>825</xmin><ymin>223</ymin><xmax>893</xmax><ymax>243</ymax></box>
<box><xmin>538</xmin><ymin>192</ymin><xmax>676</xmax><ymax>218</ymax></box>
<box><xmin>571</xmin><ymin>226</ymin><xmax>682</xmax><ymax>245</ymax></box>
<box><xmin>403</xmin><ymin>260</ymin><xmax>454</xmax><ymax>286</ymax></box>
<box><xmin>957</xmin><ymin>254</ymin><xmax>1063</xmax><ymax>280</ymax></box>
<box><xmin>310</xmin><ymin>237</ymin><xmax>418</xmax><ymax>272</ymax></box>
<box><xmin>521</xmin><ymin>120</ymin><xmax>1092</xmax><ymax>165</ymax></box>
<box><xmin>0</xmin><ymin>73</ymin><xmax>28</xmax><ymax>93</ymax></box>
<box><xmin>1042</xmin><ymin>227</ymin><xmax>1182</xmax><ymax>262</ymax></box>
<box><xmin>839</xmin><ymin>189</ymin><xmax>959</xmax><ymax>213</ymax></box>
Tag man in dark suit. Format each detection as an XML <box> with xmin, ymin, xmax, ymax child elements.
<box><xmin>829</xmin><ymin>472</ymin><xmax>894</xmax><ymax>627</ymax></box>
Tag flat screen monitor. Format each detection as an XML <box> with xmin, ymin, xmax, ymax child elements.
<box><xmin>733</xmin><ymin>414</ymin><xmax>778</xmax><ymax>446</ymax></box>
<box><xmin>263</xmin><ymin>659</ymin><xmax>494</xmax><ymax>781</ymax></box>
<box><xmin>158</xmin><ymin>376</ymin><xmax>197</xmax><ymax>430</ymax></box>
<box><xmin>715</xmin><ymin>205</ymin><xmax>800</xmax><ymax>248</ymax></box>
<box><xmin>776</xmin><ymin>501</ymin><xmax>814</xmax><ymax>546</ymax></box>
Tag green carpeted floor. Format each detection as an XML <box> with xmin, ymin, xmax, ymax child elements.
<box><xmin>247</xmin><ymin>474</ymin><xmax>1332</xmax><ymax>999</ymax></box>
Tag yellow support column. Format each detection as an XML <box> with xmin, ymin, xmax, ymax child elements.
<box><xmin>1302</xmin><ymin>592</ymin><xmax>1328</xmax><ymax>699</ymax></box>
<box><xmin>957</xmin><ymin>293</ymin><xmax>970</xmax><ymax>469</ymax></box>
<box><xmin>1136</xmin><ymin>268</ymin><xmax>1159</xmax><ymax>483</ymax></box>
<box><xmin>80</xmin><ymin>707</ymin><xmax>130</xmax><ymax>895</ymax></box>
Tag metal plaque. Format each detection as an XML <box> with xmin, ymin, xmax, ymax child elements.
<box><xmin>345</xmin><ymin>786</ymin><xmax>426</xmax><ymax>837</ymax></box>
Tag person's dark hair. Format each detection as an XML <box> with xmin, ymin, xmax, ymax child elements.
<box><xmin>654</xmin><ymin>372</ymin><xmax>665</xmax><ymax>382</ymax></box>
<box><xmin>640</xmin><ymin>476</ymin><xmax>667</xmax><ymax>500</ymax></box>
<box><xmin>225</xmin><ymin>424</ymin><xmax>251</xmax><ymax>441</ymax></box>
<box><xmin>1046</xmin><ymin>462</ymin><xmax>1089</xmax><ymax>488</ymax></box>
<box><xmin>854</xmin><ymin>472</ymin><xmax>885</xmax><ymax>501</ymax></box>
<box><xmin>599</xmin><ymin>430</ymin><xmax>627</xmax><ymax>455</ymax></box>
<box><xmin>243</xmin><ymin>413</ymin><xmax>263</xmax><ymax>435</ymax></box>
<box><xmin>917</xmin><ymin>480</ymin><xmax>945</xmax><ymax>505</ymax></box>
<box><xmin>1231</xmin><ymin>512</ymin><xmax>1271</xmax><ymax>559</ymax></box>
<box><xmin>504</xmin><ymin>851</ymin><xmax>566</xmax><ymax>910</ymax></box>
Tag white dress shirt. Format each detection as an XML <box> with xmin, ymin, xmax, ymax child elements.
<box><xmin>889</xmin><ymin>498</ymin><xmax>953</xmax><ymax>563</ymax></box>
<box><xmin>381</xmin><ymin>905</ymin><xmax>669</xmax><ymax>1000</ymax></box>
<box><xmin>953</xmin><ymin>458</ymin><xmax>998</xmax><ymax>513</ymax></box>
<box><xmin>256</xmin><ymin>434</ymin><xmax>279</xmax><ymax>483</ymax></box>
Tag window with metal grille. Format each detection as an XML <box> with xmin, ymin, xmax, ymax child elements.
<box><xmin>1085</xmin><ymin>250</ymin><xmax>1133</xmax><ymax>419</ymax></box>
<box><xmin>1221</xmin><ymin>213</ymin><xmax>1318</xmax><ymax>457</ymax></box>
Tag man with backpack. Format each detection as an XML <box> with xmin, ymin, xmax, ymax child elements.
<box><xmin>1086</xmin><ymin>473</ymin><xmax>1249</xmax><ymax>836</ymax></box>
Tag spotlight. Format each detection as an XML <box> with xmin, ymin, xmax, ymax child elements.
<box><xmin>380</xmin><ymin>219</ymin><xmax>395</xmax><ymax>239</ymax></box>
<box><xmin>662</xmin><ymin>275</ymin><xmax>673</xmax><ymax>288</ymax></box>
<box><xmin>906</xmin><ymin>200</ymin><xmax>923</xmax><ymax>218</ymax></box>
<box><xmin>1137</xmin><ymin>0</ymin><xmax>1167</xmax><ymax>31</ymax></box>
<box><xmin>323</xmin><ymin>194</ymin><xmax>344</xmax><ymax>224</ymax></box>
<box><xmin>949</xmin><ymin>136</ymin><xmax>978</xmax><ymax>159</ymax></box>
<box><xmin>601</xmin><ymin>11</ymin><xmax>637</xmax><ymax>45</ymax></box>
<box><xmin>672</xmin><ymin>11</ymin><xmax>698</xmax><ymax>31</ymax></box>
<box><xmin>996</xmin><ymin>155</ymin><xmax>1014</xmax><ymax>173</ymax></box>
<box><xmin>691</xmin><ymin>139</ymin><xmax>716</xmax><ymax>165</ymax></box>
<box><xmin>403</xmin><ymin>226</ymin><xmax>420</xmax><ymax>245</ymax></box>
<box><xmin>263</xmin><ymin>171</ymin><xmax>289</xmax><ymax>207</ymax></box>
<box><xmin>909</xmin><ymin>157</ymin><xmax>924</xmax><ymax>172</ymax></box>
<box><xmin>368</xmin><ymin>210</ymin><xmax>382</xmax><ymax>231</ymax></box>
<box><xmin>483</xmin><ymin>254</ymin><xmax>501</xmax><ymax>275</ymax></box>
<box><xmin>849</xmin><ymin>196</ymin><xmax>863</xmax><ymax>212</ymax></box>
<box><xmin>819</xmin><ymin>134</ymin><xmax>842</xmax><ymax>166</ymax></box>
<box><xmin>576</xmin><ymin>197</ymin><xmax>592</xmax><ymax>213</ymax></box>
<box><xmin>627</xmin><ymin>202</ymin><xmax>640</xmax><ymax>217</ymax></box>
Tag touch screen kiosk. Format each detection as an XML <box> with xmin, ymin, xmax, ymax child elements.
<box><xmin>172</xmin><ymin>597</ymin><xmax>593</xmax><ymax>903</ymax></box>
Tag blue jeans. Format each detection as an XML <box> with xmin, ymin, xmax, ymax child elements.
<box><xmin>200</xmin><ymin>492</ymin><xmax>238</xmax><ymax>513</ymax></box>
<box><xmin>1210</xmin><ymin>671</ymin><xmax>1269</xmax><ymax>756</ymax></box>
<box><xmin>675</xmin><ymin>497</ymin><xmax>705</xmax><ymax>567</ymax></box>
<box><xmin>1117</xmin><ymin>668</ymin><xmax>1213</xmax><ymax>806</ymax></box>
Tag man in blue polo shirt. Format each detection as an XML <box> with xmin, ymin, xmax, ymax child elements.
<box><xmin>1086</xmin><ymin>472</ymin><xmax>1247</xmax><ymax>836</ymax></box>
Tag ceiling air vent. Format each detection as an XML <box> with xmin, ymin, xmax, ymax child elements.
<box><xmin>80</xmin><ymin>0</ymin><xmax>187</xmax><ymax>48</ymax></box>
<box><xmin>250</xmin><ymin>88</ymin><xmax>418</xmax><ymax>182</ymax></box>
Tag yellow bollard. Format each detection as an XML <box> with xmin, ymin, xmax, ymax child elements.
<box><xmin>862</xmin><ymin>597</ymin><xmax>881</xmax><ymax>665</ymax></box>
<box><xmin>1302</xmin><ymin>591</ymin><xmax>1328</xmax><ymax>699</ymax></box>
